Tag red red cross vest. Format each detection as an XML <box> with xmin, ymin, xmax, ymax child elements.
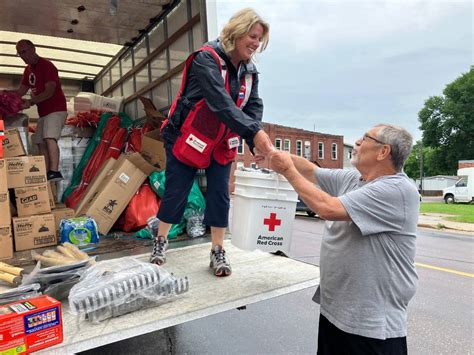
<box><xmin>162</xmin><ymin>46</ymin><xmax>253</xmax><ymax>169</ymax></box>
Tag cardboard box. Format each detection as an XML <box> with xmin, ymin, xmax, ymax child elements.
<box><xmin>78</xmin><ymin>153</ymin><xmax>155</xmax><ymax>234</ymax></box>
<box><xmin>139</xmin><ymin>96</ymin><xmax>166</xmax><ymax>128</ymax></box>
<box><xmin>12</xmin><ymin>214</ymin><xmax>57</xmax><ymax>251</ymax></box>
<box><xmin>0</xmin><ymin>159</ymin><xmax>7</xmax><ymax>192</ymax></box>
<box><xmin>48</xmin><ymin>182</ymin><xmax>56</xmax><ymax>209</ymax></box>
<box><xmin>0</xmin><ymin>190</ymin><xmax>11</xmax><ymax>225</ymax></box>
<box><xmin>15</xmin><ymin>184</ymin><xmax>52</xmax><ymax>217</ymax></box>
<box><xmin>0</xmin><ymin>224</ymin><xmax>13</xmax><ymax>260</ymax></box>
<box><xmin>2</xmin><ymin>128</ymin><xmax>26</xmax><ymax>157</ymax></box>
<box><xmin>141</xmin><ymin>129</ymin><xmax>166</xmax><ymax>170</ymax></box>
<box><xmin>6</xmin><ymin>156</ymin><xmax>47</xmax><ymax>189</ymax></box>
<box><xmin>0</xmin><ymin>295</ymin><xmax>63</xmax><ymax>353</ymax></box>
<box><xmin>51</xmin><ymin>207</ymin><xmax>75</xmax><ymax>237</ymax></box>
<box><xmin>74</xmin><ymin>158</ymin><xmax>117</xmax><ymax>215</ymax></box>
<box><xmin>10</xmin><ymin>199</ymin><xmax>17</xmax><ymax>218</ymax></box>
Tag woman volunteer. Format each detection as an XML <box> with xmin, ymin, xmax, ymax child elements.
<box><xmin>149</xmin><ymin>8</ymin><xmax>274</xmax><ymax>276</ymax></box>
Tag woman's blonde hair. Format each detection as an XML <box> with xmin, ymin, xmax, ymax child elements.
<box><xmin>219</xmin><ymin>8</ymin><xmax>269</xmax><ymax>59</ymax></box>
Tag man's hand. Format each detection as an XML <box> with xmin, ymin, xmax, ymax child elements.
<box><xmin>253</xmin><ymin>130</ymin><xmax>275</xmax><ymax>155</ymax></box>
<box><xmin>269</xmin><ymin>150</ymin><xmax>294</xmax><ymax>175</ymax></box>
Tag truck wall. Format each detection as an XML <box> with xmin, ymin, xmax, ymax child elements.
<box><xmin>92</xmin><ymin>0</ymin><xmax>208</xmax><ymax>121</ymax></box>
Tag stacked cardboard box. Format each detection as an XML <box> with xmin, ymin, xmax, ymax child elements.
<box><xmin>0</xmin><ymin>159</ymin><xmax>13</xmax><ymax>260</ymax></box>
<box><xmin>2</xmin><ymin>128</ymin><xmax>27</xmax><ymax>157</ymax></box>
<box><xmin>6</xmin><ymin>156</ymin><xmax>57</xmax><ymax>252</ymax></box>
<box><xmin>75</xmin><ymin>153</ymin><xmax>155</xmax><ymax>234</ymax></box>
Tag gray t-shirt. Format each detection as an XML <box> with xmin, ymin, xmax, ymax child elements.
<box><xmin>313</xmin><ymin>168</ymin><xmax>419</xmax><ymax>339</ymax></box>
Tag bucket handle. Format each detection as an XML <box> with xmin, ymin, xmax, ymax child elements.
<box><xmin>275</xmin><ymin>172</ymin><xmax>280</xmax><ymax>195</ymax></box>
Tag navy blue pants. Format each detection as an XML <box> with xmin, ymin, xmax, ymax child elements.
<box><xmin>157</xmin><ymin>142</ymin><xmax>232</xmax><ymax>228</ymax></box>
<box><xmin>317</xmin><ymin>314</ymin><xmax>408</xmax><ymax>355</ymax></box>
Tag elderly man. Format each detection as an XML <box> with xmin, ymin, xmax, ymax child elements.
<box><xmin>269</xmin><ymin>124</ymin><xmax>419</xmax><ymax>355</ymax></box>
<box><xmin>12</xmin><ymin>40</ymin><xmax>67</xmax><ymax>181</ymax></box>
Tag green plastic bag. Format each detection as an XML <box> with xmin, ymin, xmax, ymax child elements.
<box><xmin>142</xmin><ymin>170</ymin><xmax>206</xmax><ymax>239</ymax></box>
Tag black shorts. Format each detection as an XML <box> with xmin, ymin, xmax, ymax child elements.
<box><xmin>317</xmin><ymin>314</ymin><xmax>408</xmax><ymax>355</ymax></box>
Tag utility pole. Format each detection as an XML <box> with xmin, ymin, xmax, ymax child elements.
<box><xmin>419</xmin><ymin>142</ymin><xmax>424</xmax><ymax>195</ymax></box>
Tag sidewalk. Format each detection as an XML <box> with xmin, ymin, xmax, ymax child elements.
<box><xmin>418</xmin><ymin>213</ymin><xmax>474</xmax><ymax>235</ymax></box>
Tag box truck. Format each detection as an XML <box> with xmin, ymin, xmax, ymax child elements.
<box><xmin>442</xmin><ymin>167</ymin><xmax>474</xmax><ymax>203</ymax></box>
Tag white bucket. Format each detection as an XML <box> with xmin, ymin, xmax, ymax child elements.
<box><xmin>231</xmin><ymin>169</ymin><xmax>298</xmax><ymax>253</ymax></box>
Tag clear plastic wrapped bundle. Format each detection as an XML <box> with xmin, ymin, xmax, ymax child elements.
<box><xmin>68</xmin><ymin>257</ymin><xmax>189</xmax><ymax>323</ymax></box>
<box><xmin>0</xmin><ymin>284</ymin><xmax>41</xmax><ymax>306</ymax></box>
<box><xmin>184</xmin><ymin>209</ymin><xmax>206</xmax><ymax>238</ymax></box>
<box><xmin>22</xmin><ymin>258</ymin><xmax>94</xmax><ymax>301</ymax></box>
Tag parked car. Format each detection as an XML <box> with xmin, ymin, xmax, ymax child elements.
<box><xmin>296</xmin><ymin>196</ymin><xmax>318</xmax><ymax>217</ymax></box>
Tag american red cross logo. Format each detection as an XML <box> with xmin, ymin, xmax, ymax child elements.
<box><xmin>263</xmin><ymin>213</ymin><xmax>281</xmax><ymax>232</ymax></box>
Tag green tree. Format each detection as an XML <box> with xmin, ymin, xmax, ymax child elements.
<box><xmin>404</xmin><ymin>142</ymin><xmax>441</xmax><ymax>180</ymax></box>
<box><xmin>418</xmin><ymin>68</ymin><xmax>474</xmax><ymax>174</ymax></box>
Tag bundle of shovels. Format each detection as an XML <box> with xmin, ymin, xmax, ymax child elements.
<box><xmin>0</xmin><ymin>261</ymin><xmax>24</xmax><ymax>286</ymax></box>
<box><xmin>0</xmin><ymin>243</ymin><xmax>95</xmax><ymax>302</ymax></box>
<box><xmin>32</xmin><ymin>242</ymin><xmax>95</xmax><ymax>266</ymax></box>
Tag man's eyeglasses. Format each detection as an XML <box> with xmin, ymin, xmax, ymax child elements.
<box><xmin>362</xmin><ymin>133</ymin><xmax>386</xmax><ymax>145</ymax></box>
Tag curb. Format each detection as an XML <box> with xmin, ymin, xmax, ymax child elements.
<box><xmin>417</xmin><ymin>223</ymin><xmax>474</xmax><ymax>234</ymax></box>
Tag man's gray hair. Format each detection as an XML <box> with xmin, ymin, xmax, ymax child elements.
<box><xmin>374</xmin><ymin>124</ymin><xmax>413</xmax><ymax>172</ymax></box>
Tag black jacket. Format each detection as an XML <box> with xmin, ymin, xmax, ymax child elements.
<box><xmin>165</xmin><ymin>40</ymin><xmax>263</xmax><ymax>152</ymax></box>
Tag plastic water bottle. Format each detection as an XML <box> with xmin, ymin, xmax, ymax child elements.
<box><xmin>147</xmin><ymin>216</ymin><xmax>160</xmax><ymax>238</ymax></box>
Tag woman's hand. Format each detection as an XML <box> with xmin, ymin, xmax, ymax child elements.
<box><xmin>253</xmin><ymin>147</ymin><xmax>266</xmax><ymax>163</ymax></box>
<box><xmin>253</xmin><ymin>130</ymin><xmax>275</xmax><ymax>155</ymax></box>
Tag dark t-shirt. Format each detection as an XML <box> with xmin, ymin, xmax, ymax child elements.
<box><xmin>21</xmin><ymin>57</ymin><xmax>67</xmax><ymax>117</ymax></box>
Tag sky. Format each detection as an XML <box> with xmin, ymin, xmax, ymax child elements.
<box><xmin>214</xmin><ymin>0</ymin><xmax>472</xmax><ymax>145</ymax></box>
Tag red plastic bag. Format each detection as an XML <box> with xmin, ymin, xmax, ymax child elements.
<box><xmin>124</xmin><ymin>122</ymin><xmax>154</xmax><ymax>153</ymax></box>
<box><xmin>0</xmin><ymin>92</ymin><xmax>23</xmax><ymax>117</ymax></box>
<box><xmin>117</xmin><ymin>183</ymin><xmax>160</xmax><ymax>232</ymax></box>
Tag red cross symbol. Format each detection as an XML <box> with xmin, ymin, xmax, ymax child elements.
<box><xmin>263</xmin><ymin>213</ymin><xmax>281</xmax><ymax>232</ymax></box>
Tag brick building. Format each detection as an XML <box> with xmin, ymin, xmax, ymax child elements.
<box><xmin>229</xmin><ymin>122</ymin><xmax>344</xmax><ymax>190</ymax></box>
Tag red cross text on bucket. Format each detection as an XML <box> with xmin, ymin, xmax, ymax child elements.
<box><xmin>264</xmin><ymin>213</ymin><xmax>282</xmax><ymax>232</ymax></box>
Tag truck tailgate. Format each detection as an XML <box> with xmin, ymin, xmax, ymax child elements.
<box><xmin>5</xmin><ymin>243</ymin><xmax>320</xmax><ymax>354</ymax></box>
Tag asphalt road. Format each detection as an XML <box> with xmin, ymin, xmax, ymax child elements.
<box><xmin>81</xmin><ymin>216</ymin><xmax>473</xmax><ymax>355</ymax></box>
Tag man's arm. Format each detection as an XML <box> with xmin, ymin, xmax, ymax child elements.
<box><xmin>291</xmin><ymin>155</ymin><xmax>318</xmax><ymax>185</ymax></box>
<box><xmin>29</xmin><ymin>81</ymin><xmax>56</xmax><ymax>105</ymax></box>
<box><xmin>270</xmin><ymin>151</ymin><xmax>350</xmax><ymax>221</ymax></box>
<box><xmin>2</xmin><ymin>84</ymin><xmax>29</xmax><ymax>97</ymax></box>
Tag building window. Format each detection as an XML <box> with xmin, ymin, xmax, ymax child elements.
<box><xmin>304</xmin><ymin>141</ymin><xmax>311</xmax><ymax>160</ymax></box>
<box><xmin>318</xmin><ymin>142</ymin><xmax>324</xmax><ymax>159</ymax></box>
<box><xmin>296</xmin><ymin>140</ymin><xmax>302</xmax><ymax>156</ymax></box>
<box><xmin>237</xmin><ymin>138</ymin><xmax>244</xmax><ymax>155</ymax></box>
<box><xmin>284</xmin><ymin>139</ymin><xmax>291</xmax><ymax>152</ymax></box>
<box><xmin>332</xmin><ymin>143</ymin><xmax>338</xmax><ymax>160</ymax></box>
<box><xmin>347</xmin><ymin>149</ymin><xmax>352</xmax><ymax>160</ymax></box>
<box><xmin>275</xmin><ymin>138</ymin><xmax>282</xmax><ymax>150</ymax></box>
